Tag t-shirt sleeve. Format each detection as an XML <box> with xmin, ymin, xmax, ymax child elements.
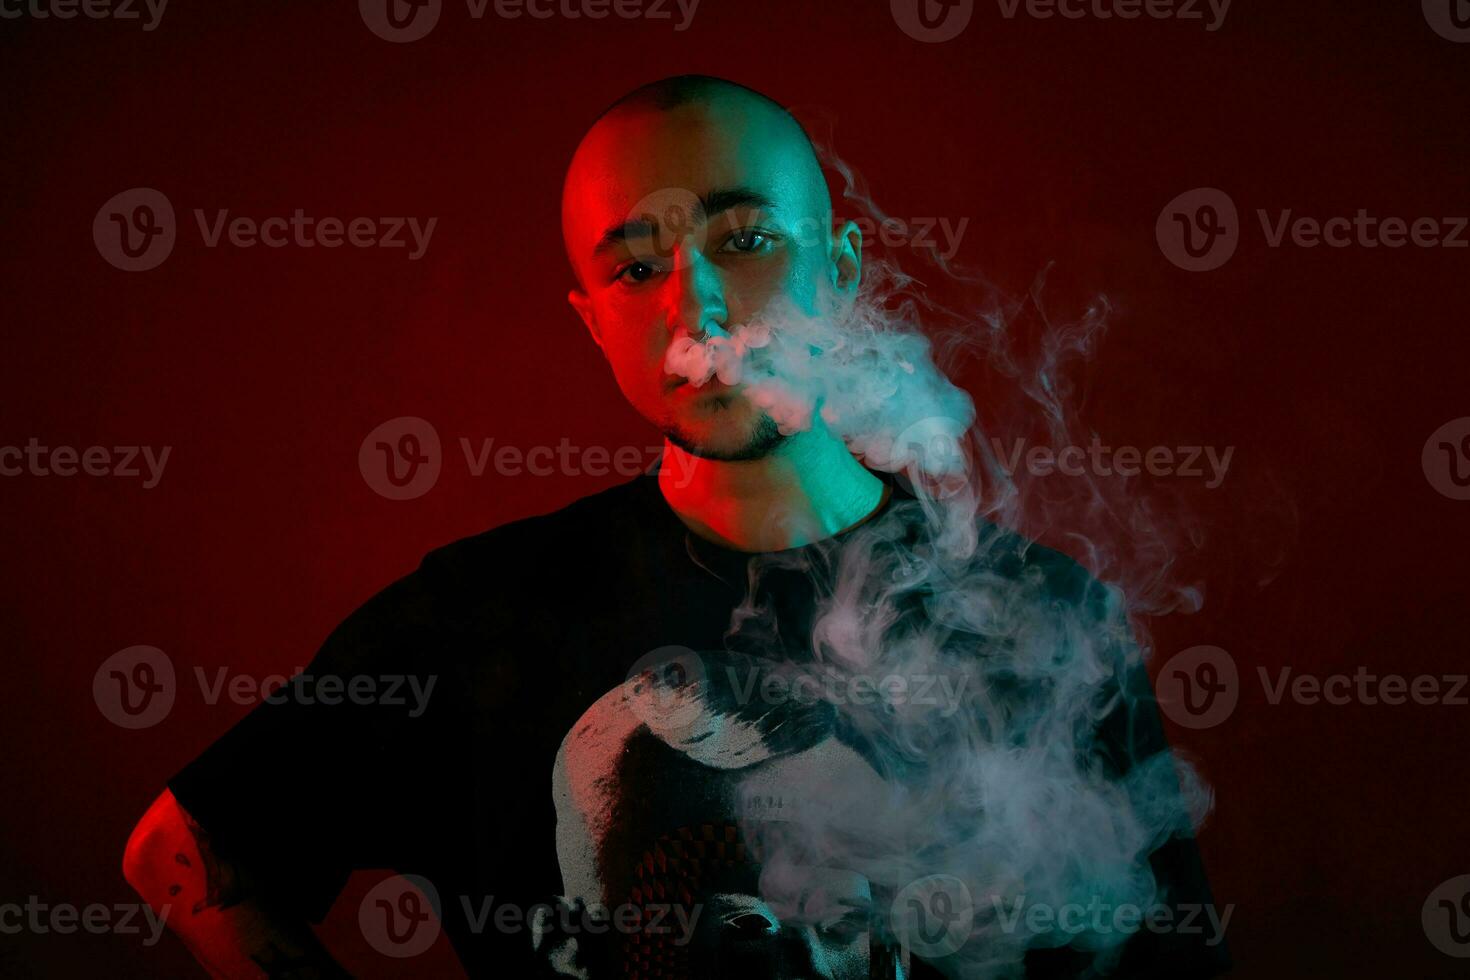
<box><xmin>166</xmin><ymin>559</ymin><xmax>456</xmax><ymax>923</ymax></box>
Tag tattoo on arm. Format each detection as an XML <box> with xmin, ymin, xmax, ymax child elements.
<box><xmin>181</xmin><ymin>811</ymin><xmax>250</xmax><ymax>915</ymax></box>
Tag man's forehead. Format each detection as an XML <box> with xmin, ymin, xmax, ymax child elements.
<box><xmin>562</xmin><ymin>100</ymin><xmax>825</xmax><ymax>252</ymax></box>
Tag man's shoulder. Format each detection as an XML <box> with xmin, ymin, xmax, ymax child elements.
<box><xmin>973</xmin><ymin>517</ymin><xmax>1123</xmax><ymax>622</ymax></box>
<box><xmin>329</xmin><ymin>475</ymin><xmax>660</xmax><ymax>645</ymax></box>
<box><xmin>416</xmin><ymin>473</ymin><xmax>659</xmax><ymax>583</ymax></box>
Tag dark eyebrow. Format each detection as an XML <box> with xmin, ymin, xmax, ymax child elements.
<box><xmin>592</xmin><ymin>186</ymin><xmax>779</xmax><ymax>255</ymax></box>
<box><xmin>702</xmin><ymin>187</ymin><xmax>777</xmax><ymax>219</ymax></box>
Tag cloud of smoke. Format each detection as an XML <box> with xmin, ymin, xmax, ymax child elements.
<box><xmin>655</xmin><ymin>138</ymin><xmax>1216</xmax><ymax>978</ymax></box>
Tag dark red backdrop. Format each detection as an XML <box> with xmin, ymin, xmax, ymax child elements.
<box><xmin>2</xmin><ymin>1</ymin><xmax>1467</xmax><ymax>976</ymax></box>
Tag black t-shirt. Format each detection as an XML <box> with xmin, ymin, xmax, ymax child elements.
<box><xmin>168</xmin><ymin>467</ymin><xmax>1230</xmax><ymax>978</ymax></box>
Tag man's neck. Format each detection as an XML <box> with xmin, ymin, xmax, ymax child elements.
<box><xmin>657</xmin><ymin>423</ymin><xmax>889</xmax><ymax>553</ymax></box>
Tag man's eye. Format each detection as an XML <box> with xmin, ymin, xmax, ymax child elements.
<box><xmin>722</xmin><ymin>229</ymin><xmax>773</xmax><ymax>253</ymax></box>
<box><xmin>617</xmin><ymin>261</ymin><xmax>658</xmax><ymax>284</ymax></box>
<box><xmin>724</xmin><ymin>911</ymin><xmax>779</xmax><ymax>937</ymax></box>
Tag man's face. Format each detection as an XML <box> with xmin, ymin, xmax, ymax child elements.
<box><xmin>562</xmin><ymin>95</ymin><xmax>857</xmax><ymax>460</ymax></box>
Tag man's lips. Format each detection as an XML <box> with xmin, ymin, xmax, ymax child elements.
<box><xmin>667</xmin><ymin>376</ymin><xmax>739</xmax><ymax>393</ymax></box>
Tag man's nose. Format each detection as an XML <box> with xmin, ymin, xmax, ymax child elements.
<box><xmin>664</xmin><ymin>248</ymin><xmax>728</xmax><ymax>341</ymax></box>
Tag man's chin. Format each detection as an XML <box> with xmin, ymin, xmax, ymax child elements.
<box><xmin>663</xmin><ymin>412</ymin><xmax>785</xmax><ymax>463</ymax></box>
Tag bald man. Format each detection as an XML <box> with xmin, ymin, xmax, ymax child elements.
<box><xmin>121</xmin><ymin>76</ymin><xmax>1227</xmax><ymax>979</ymax></box>
<box><xmin>560</xmin><ymin>75</ymin><xmax>888</xmax><ymax>552</ymax></box>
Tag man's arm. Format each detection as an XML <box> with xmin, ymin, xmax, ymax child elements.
<box><xmin>122</xmin><ymin>789</ymin><xmax>351</xmax><ymax>979</ymax></box>
<box><xmin>118</xmin><ymin>551</ymin><xmax>468</xmax><ymax>977</ymax></box>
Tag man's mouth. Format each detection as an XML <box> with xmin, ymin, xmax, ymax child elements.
<box><xmin>671</xmin><ymin>376</ymin><xmax>740</xmax><ymax>394</ymax></box>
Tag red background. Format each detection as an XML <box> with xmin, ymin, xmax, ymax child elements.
<box><xmin>2</xmin><ymin>0</ymin><xmax>1468</xmax><ymax>976</ymax></box>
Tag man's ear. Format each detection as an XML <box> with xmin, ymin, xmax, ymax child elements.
<box><xmin>829</xmin><ymin>219</ymin><xmax>863</xmax><ymax>297</ymax></box>
<box><xmin>568</xmin><ymin>288</ymin><xmax>604</xmax><ymax>355</ymax></box>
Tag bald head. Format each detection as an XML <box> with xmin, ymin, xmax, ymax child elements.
<box><xmin>593</xmin><ymin>74</ymin><xmax>809</xmax><ymax>125</ymax></box>
<box><xmin>561</xmin><ymin>75</ymin><xmax>833</xmax><ymax>282</ymax></box>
